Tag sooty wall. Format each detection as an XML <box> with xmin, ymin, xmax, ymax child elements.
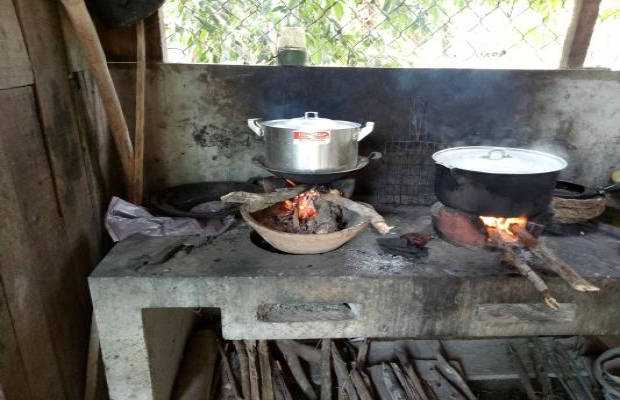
<box><xmin>110</xmin><ymin>64</ymin><xmax>620</xmax><ymax>198</ymax></box>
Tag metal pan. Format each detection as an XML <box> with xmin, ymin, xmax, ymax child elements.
<box><xmin>554</xmin><ymin>180</ymin><xmax>620</xmax><ymax>199</ymax></box>
<box><xmin>252</xmin><ymin>152</ymin><xmax>381</xmax><ymax>184</ymax></box>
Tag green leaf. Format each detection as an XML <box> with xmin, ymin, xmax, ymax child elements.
<box><xmin>333</xmin><ymin>2</ymin><xmax>344</xmax><ymax>20</ymax></box>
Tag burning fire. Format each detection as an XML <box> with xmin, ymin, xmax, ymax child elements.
<box><xmin>280</xmin><ymin>187</ymin><xmax>320</xmax><ymax>221</ymax></box>
<box><xmin>479</xmin><ymin>215</ymin><xmax>527</xmax><ymax>243</ymax></box>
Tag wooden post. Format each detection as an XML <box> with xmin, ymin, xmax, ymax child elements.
<box><xmin>560</xmin><ymin>0</ymin><xmax>602</xmax><ymax>68</ymax></box>
<box><xmin>131</xmin><ymin>19</ymin><xmax>146</xmax><ymax>204</ymax></box>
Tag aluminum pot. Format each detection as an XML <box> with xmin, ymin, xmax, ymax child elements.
<box><xmin>432</xmin><ymin>146</ymin><xmax>567</xmax><ymax>217</ymax></box>
<box><xmin>248</xmin><ymin>111</ymin><xmax>374</xmax><ymax>173</ymax></box>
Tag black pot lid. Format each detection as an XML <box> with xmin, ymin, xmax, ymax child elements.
<box><xmin>432</xmin><ymin>146</ymin><xmax>567</xmax><ymax>174</ymax></box>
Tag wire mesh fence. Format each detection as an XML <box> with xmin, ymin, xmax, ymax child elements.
<box><xmin>162</xmin><ymin>0</ymin><xmax>602</xmax><ymax>68</ymax></box>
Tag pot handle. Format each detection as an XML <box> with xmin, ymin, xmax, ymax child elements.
<box><xmin>247</xmin><ymin>118</ymin><xmax>264</xmax><ymax>137</ymax></box>
<box><xmin>482</xmin><ymin>148</ymin><xmax>511</xmax><ymax>160</ymax></box>
<box><xmin>367</xmin><ymin>151</ymin><xmax>382</xmax><ymax>160</ymax></box>
<box><xmin>599</xmin><ymin>182</ymin><xmax>620</xmax><ymax>195</ymax></box>
<box><xmin>357</xmin><ymin>122</ymin><xmax>375</xmax><ymax>141</ymax></box>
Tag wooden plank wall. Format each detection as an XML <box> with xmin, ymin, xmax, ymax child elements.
<box><xmin>0</xmin><ymin>0</ymin><xmax>121</xmax><ymax>399</ymax></box>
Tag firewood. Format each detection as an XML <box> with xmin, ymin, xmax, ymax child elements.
<box><xmin>322</xmin><ymin>189</ymin><xmax>391</xmax><ymax>234</ymax></box>
<box><xmin>350</xmin><ymin>369</ymin><xmax>373</xmax><ymax>400</ymax></box>
<box><xmin>277</xmin><ymin>340</ymin><xmax>321</xmax><ymax>363</ymax></box>
<box><xmin>435</xmin><ymin>352</ymin><xmax>477</xmax><ymax>400</ymax></box>
<box><xmin>513</xmin><ymin>228</ymin><xmax>600</xmax><ymax>292</ymax></box>
<box><xmin>355</xmin><ymin>339</ymin><xmax>370</xmax><ymax>369</ymax></box>
<box><xmin>234</xmin><ymin>341</ymin><xmax>252</xmax><ymax>400</ymax></box>
<box><xmin>497</xmin><ymin>241</ymin><xmax>560</xmax><ymax>310</ymax></box>
<box><xmin>331</xmin><ymin>342</ymin><xmax>357</xmax><ymax>400</ymax></box>
<box><xmin>273</xmin><ymin>360</ymin><xmax>293</xmax><ymax>400</ymax></box>
<box><xmin>382</xmin><ymin>363</ymin><xmax>408</xmax><ymax>400</ymax></box>
<box><xmin>395</xmin><ymin>350</ymin><xmax>429</xmax><ymax>400</ymax></box>
<box><xmin>276</xmin><ymin>341</ymin><xmax>318</xmax><ymax>400</ymax></box>
<box><xmin>391</xmin><ymin>362</ymin><xmax>420</xmax><ymax>400</ymax></box>
<box><xmin>245</xmin><ymin>340</ymin><xmax>261</xmax><ymax>400</ymax></box>
<box><xmin>507</xmin><ymin>344</ymin><xmax>540</xmax><ymax>400</ymax></box>
<box><xmin>217</xmin><ymin>339</ymin><xmax>243</xmax><ymax>400</ymax></box>
<box><xmin>315</xmin><ymin>199</ymin><xmax>340</xmax><ymax>234</ymax></box>
<box><xmin>221</xmin><ymin>186</ymin><xmax>310</xmax><ymax>212</ymax></box>
<box><xmin>321</xmin><ymin>339</ymin><xmax>333</xmax><ymax>400</ymax></box>
<box><xmin>259</xmin><ymin>340</ymin><xmax>275</xmax><ymax>400</ymax></box>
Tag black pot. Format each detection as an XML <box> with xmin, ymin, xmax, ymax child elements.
<box><xmin>433</xmin><ymin>147</ymin><xmax>567</xmax><ymax>217</ymax></box>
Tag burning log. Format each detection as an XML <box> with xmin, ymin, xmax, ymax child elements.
<box><xmin>512</xmin><ymin>227</ymin><xmax>600</xmax><ymax>292</ymax></box>
<box><xmin>221</xmin><ymin>185</ymin><xmax>311</xmax><ymax>212</ymax></box>
<box><xmin>322</xmin><ymin>189</ymin><xmax>391</xmax><ymax>235</ymax></box>
<box><xmin>494</xmin><ymin>238</ymin><xmax>560</xmax><ymax>310</ymax></box>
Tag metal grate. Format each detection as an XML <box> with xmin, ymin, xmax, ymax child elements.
<box><xmin>377</xmin><ymin>98</ymin><xmax>446</xmax><ymax>206</ymax></box>
<box><xmin>163</xmin><ymin>0</ymin><xmax>578</xmax><ymax>68</ymax></box>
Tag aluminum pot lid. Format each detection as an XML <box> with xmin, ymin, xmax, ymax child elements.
<box><xmin>260</xmin><ymin>111</ymin><xmax>360</xmax><ymax>130</ymax></box>
<box><xmin>432</xmin><ymin>146</ymin><xmax>567</xmax><ymax>174</ymax></box>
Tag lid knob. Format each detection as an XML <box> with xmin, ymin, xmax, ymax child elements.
<box><xmin>304</xmin><ymin>111</ymin><xmax>319</xmax><ymax>119</ymax></box>
<box><xmin>482</xmin><ymin>148</ymin><xmax>511</xmax><ymax>160</ymax></box>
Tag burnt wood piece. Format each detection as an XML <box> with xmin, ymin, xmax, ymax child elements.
<box><xmin>506</xmin><ymin>344</ymin><xmax>539</xmax><ymax>400</ymax></box>
<box><xmin>322</xmin><ymin>189</ymin><xmax>391</xmax><ymax>234</ymax></box>
<box><xmin>529</xmin><ymin>339</ymin><xmax>554</xmax><ymax>400</ymax></box>
<box><xmin>273</xmin><ymin>360</ymin><xmax>294</xmax><ymax>400</ymax></box>
<box><xmin>315</xmin><ymin>200</ymin><xmax>341</xmax><ymax>234</ymax></box>
<box><xmin>497</xmin><ymin>240</ymin><xmax>560</xmax><ymax>310</ymax></box>
<box><xmin>331</xmin><ymin>343</ymin><xmax>357</xmax><ymax>400</ymax></box>
<box><xmin>276</xmin><ymin>341</ymin><xmax>318</xmax><ymax>400</ymax></box>
<box><xmin>233</xmin><ymin>341</ymin><xmax>251</xmax><ymax>400</ymax></box>
<box><xmin>382</xmin><ymin>363</ymin><xmax>408</xmax><ymax>400</ymax></box>
<box><xmin>514</xmin><ymin>228</ymin><xmax>600</xmax><ymax>292</ymax></box>
<box><xmin>259</xmin><ymin>340</ymin><xmax>275</xmax><ymax>400</ymax></box>
<box><xmin>245</xmin><ymin>340</ymin><xmax>261</xmax><ymax>400</ymax></box>
<box><xmin>435</xmin><ymin>352</ymin><xmax>477</xmax><ymax>400</ymax></box>
<box><xmin>217</xmin><ymin>339</ymin><xmax>242</xmax><ymax>400</ymax></box>
<box><xmin>391</xmin><ymin>362</ymin><xmax>421</xmax><ymax>400</ymax></box>
<box><xmin>349</xmin><ymin>368</ymin><xmax>373</xmax><ymax>400</ymax></box>
<box><xmin>321</xmin><ymin>339</ymin><xmax>333</xmax><ymax>400</ymax></box>
<box><xmin>221</xmin><ymin>186</ymin><xmax>310</xmax><ymax>212</ymax></box>
<box><xmin>395</xmin><ymin>350</ymin><xmax>429</xmax><ymax>400</ymax></box>
<box><xmin>430</xmin><ymin>203</ymin><xmax>487</xmax><ymax>248</ymax></box>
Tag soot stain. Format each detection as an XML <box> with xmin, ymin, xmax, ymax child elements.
<box><xmin>190</xmin><ymin>123</ymin><xmax>250</xmax><ymax>158</ymax></box>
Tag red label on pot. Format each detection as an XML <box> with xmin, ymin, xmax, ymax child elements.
<box><xmin>292</xmin><ymin>131</ymin><xmax>331</xmax><ymax>143</ymax></box>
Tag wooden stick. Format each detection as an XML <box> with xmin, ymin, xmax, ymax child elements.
<box><xmin>355</xmin><ymin>339</ymin><xmax>370</xmax><ymax>369</ymax></box>
<box><xmin>273</xmin><ymin>360</ymin><xmax>293</xmax><ymax>400</ymax></box>
<box><xmin>278</xmin><ymin>340</ymin><xmax>321</xmax><ymax>364</ymax></box>
<box><xmin>331</xmin><ymin>343</ymin><xmax>357</xmax><ymax>400</ymax></box>
<box><xmin>84</xmin><ymin>317</ymin><xmax>100</xmax><ymax>400</ymax></box>
<box><xmin>382</xmin><ymin>363</ymin><xmax>408</xmax><ymax>400</ymax></box>
<box><xmin>245</xmin><ymin>340</ymin><xmax>261</xmax><ymax>400</ymax></box>
<box><xmin>514</xmin><ymin>228</ymin><xmax>599</xmax><ymax>292</ymax></box>
<box><xmin>435</xmin><ymin>352</ymin><xmax>477</xmax><ymax>400</ymax></box>
<box><xmin>131</xmin><ymin>19</ymin><xmax>146</xmax><ymax>204</ymax></box>
<box><xmin>277</xmin><ymin>341</ymin><xmax>318</xmax><ymax>400</ymax></box>
<box><xmin>560</xmin><ymin>0</ymin><xmax>602</xmax><ymax>68</ymax></box>
<box><xmin>391</xmin><ymin>362</ymin><xmax>420</xmax><ymax>400</ymax></box>
<box><xmin>529</xmin><ymin>339</ymin><xmax>553</xmax><ymax>400</ymax></box>
<box><xmin>507</xmin><ymin>344</ymin><xmax>539</xmax><ymax>400</ymax></box>
<box><xmin>217</xmin><ymin>339</ymin><xmax>243</xmax><ymax>400</ymax></box>
<box><xmin>259</xmin><ymin>340</ymin><xmax>275</xmax><ymax>400</ymax></box>
<box><xmin>59</xmin><ymin>0</ymin><xmax>134</xmax><ymax>187</ymax></box>
<box><xmin>498</xmin><ymin>242</ymin><xmax>560</xmax><ymax>310</ymax></box>
<box><xmin>221</xmin><ymin>186</ymin><xmax>310</xmax><ymax>212</ymax></box>
<box><xmin>395</xmin><ymin>350</ymin><xmax>429</xmax><ymax>400</ymax></box>
<box><xmin>234</xmin><ymin>341</ymin><xmax>251</xmax><ymax>400</ymax></box>
<box><xmin>321</xmin><ymin>339</ymin><xmax>332</xmax><ymax>400</ymax></box>
<box><xmin>322</xmin><ymin>189</ymin><xmax>391</xmax><ymax>234</ymax></box>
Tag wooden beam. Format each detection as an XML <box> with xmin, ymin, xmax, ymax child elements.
<box><xmin>560</xmin><ymin>0</ymin><xmax>602</xmax><ymax>68</ymax></box>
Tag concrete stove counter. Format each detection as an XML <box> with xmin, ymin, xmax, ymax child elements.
<box><xmin>90</xmin><ymin>206</ymin><xmax>620</xmax><ymax>400</ymax></box>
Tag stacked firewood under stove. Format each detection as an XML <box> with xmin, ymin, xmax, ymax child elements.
<box><xmin>192</xmin><ymin>337</ymin><xmax>477</xmax><ymax>400</ymax></box>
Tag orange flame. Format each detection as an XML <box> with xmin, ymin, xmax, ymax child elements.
<box><xmin>479</xmin><ymin>215</ymin><xmax>527</xmax><ymax>243</ymax></box>
<box><xmin>279</xmin><ymin>187</ymin><xmax>320</xmax><ymax>221</ymax></box>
